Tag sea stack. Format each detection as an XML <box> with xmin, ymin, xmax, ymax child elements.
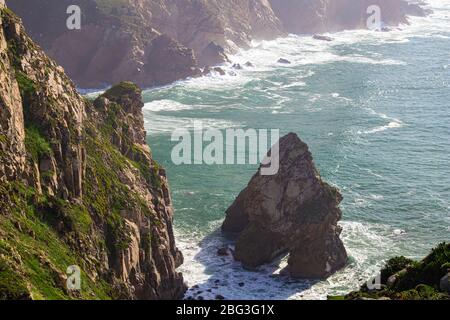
<box><xmin>222</xmin><ymin>133</ymin><xmax>348</xmax><ymax>278</ymax></box>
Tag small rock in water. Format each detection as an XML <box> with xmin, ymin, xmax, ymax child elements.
<box><xmin>215</xmin><ymin>295</ymin><xmax>225</xmax><ymax>300</ymax></box>
<box><xmin>277</xmin><ymin>58</ymin><xmax>291</xmax><ymax>64</ymax></box>
<box><xmin>213</xmin><ymin>67</ymin><xmax>226</xmax><ymax>76</ymax></box>
<box><xmin>238</xmin><ymin>282</ymin><xmax>245</xmax><ymax>287</ymax></box>
<box><xmin>244</xmin><ymin>61</ymin><xmax>255</xmax><ymax>67</ymax></box>
<box><xmin>193</xmin><ymin>285</ymin><xmax>200</xmax><ymax>289</ymax></box>
<box><xmin>393</xmin><ymin>229</ymin><xmax>406</xmax><ymax>236</ymax></box>
<box><xmin>313</xmin><ymin>34</ymin><xmax>334</xmax><ymax>42</ymax></box>
<box><xmin>232</xmin><ymin>63</ymin><xmax>243</xmax><ymax>70</ymax></box>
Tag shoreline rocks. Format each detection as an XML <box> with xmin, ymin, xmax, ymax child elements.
<box><xmin>222</xmin><ymin>133</ymin><xmax>348</xmax><ymax>278</ymax></box>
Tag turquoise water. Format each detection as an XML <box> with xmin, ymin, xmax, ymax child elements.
<box><xmin>141</xmin><ymin>1</ymin><xmax>450</xmax><ymax>299</ymax></box>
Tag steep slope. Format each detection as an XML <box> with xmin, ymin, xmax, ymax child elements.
<box><xmin>6</xmin><ymin>0</ymin><xmax>201</xmax><ymax>88</ymax></box>
<box><xmin>0</xmin><ymin>5</ymin><xmax>185</xmax><ymax>300</ymax></box>
<box><xmin>148</xmin><ymin>0</ymin><xmax>284</xmax><ymax>63</ymax></box>
<box><xmin>6</xmin><ymin>0</ymin><xmax>283</xmax><ymax>87</ymax></box>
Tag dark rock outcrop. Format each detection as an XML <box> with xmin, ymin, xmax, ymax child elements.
<box><xmin>441</xmin><ymin>271</ymin><xmax>450</xmax><ymax>294</ymax></box>
<box><xmin>222</xmin><ymin>133</ymin><xmax>347</xmax><ymax>278</ymax></box>
<box><xmin>313</xmin><ymin>34</ymin><xmax>334</xmax><ymax>42</ymax></box>
<box><xmin>343</xmin><ymin>243</ymin><xmax>450</xmax><ymax>300</ymax></box>
<box><xmin>277</xmin><ymin>58</ymin><xmax>291</xmax><ymax>64</ymax></box>
<box><xmin>0</xmin><ymin>6</ymin><xmax>185</xmax><ymax>300</ymax></box>
<box><xmin>198</xmin><ymin>42</ymin><xmax>230</xmax><ymax>67</ymax></box>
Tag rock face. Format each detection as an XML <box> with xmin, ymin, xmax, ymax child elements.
<box><xmin>0</xmin><ymin>6</ymin><xmax>184</xmax><ymax>300</ymax></box>
<box><xmin>222</xmin><ymin>133</ymin><xmax>347</xmax><ymax>278</ymax></box>
<box><xmin>6</xmin><ymin>0</ymin><xmax>426</xmax><ymax>88</ymax></box>
<box><xmin>6</xmin><ymin>0</ymin><xmax>201</xmax><ymax>88</ymax></box>
<box><xmin>269</xmin><ymin>0</ymin><xmax>428</xmax><ymax>34</ymax></box>
<box><xmin>6</xmin><ymin>0</ymin><xmax>283</xmax><ymax>87</ymax></box>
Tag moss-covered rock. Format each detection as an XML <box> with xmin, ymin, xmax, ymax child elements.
<box><xmin>343</xmin><ymin>243</ymin><xmax>450</xmax><ymax>300</ymax></box>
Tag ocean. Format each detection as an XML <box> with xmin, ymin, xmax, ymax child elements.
<box><xmin>140</xmin><ymin>0</ymin><xmax>450</xmax><ymax>299</ymax></box>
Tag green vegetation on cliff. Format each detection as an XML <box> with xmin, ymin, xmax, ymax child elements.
<box><xmin>342</xmin><ymin>243</ymin><xmax>450</xmax><ymax>300</ymax></box>
<box><xmin>1</xmin><ymin>7</ymin><xmax>179</xmax><ymax>300</ymax></box>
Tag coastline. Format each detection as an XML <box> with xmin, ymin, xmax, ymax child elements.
<box><xmin>142</xmin><ymin>0</ymin><xmax>449</xmax><ymax>300</ymax></box>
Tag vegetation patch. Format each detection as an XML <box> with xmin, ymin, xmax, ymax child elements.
<box><xmin>0</xmin><ymin>257</ymin><xmax>30</xmax><ymax>300</ymax></box>
<box><xmin>102</xmin><ymin>81</ymin><xmax>140</xmax><ymax>102</ymax></box>
<box><xmin>24</xmin><ymin>125</ymin><xmax>51</xmax><ymax>162</ymax></box>
<box><xmin>15</xmin><ymin>71</ymin><xmax>36</xmax><ymax>109</ymax></box>
<box><xmin>343</xmin><ymin>243</ymin><xmax>450</xmax><ymax>300</ymax></box>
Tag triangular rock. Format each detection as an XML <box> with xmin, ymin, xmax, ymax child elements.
<box><xmin>222</xmin><ymin>133</ymin><xmax>348</xmax><ymax>278</ymax></box>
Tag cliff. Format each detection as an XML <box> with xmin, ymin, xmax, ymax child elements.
<box><xmin>0</xmin><ymin>6</ymin><xmax>185</xmax><ymax>300</ymax></box>
<box><xmin>339</xmin><ymin>243</ymin><xmax>450</xmax><ymax>300</ymax></box>
<box><xmin>6</xmin><ymin>0</ymin><xmax>283</xmax><ymax>87</ymax></box>
<box><xmin>222</xmin><ymin>133</ymin><xmax>348</xmax><ymax>278</ymax></box>
<box><xmin>6</xmin><ymin>0</ymin><xmax>426</xmax><ymax>88</ymax></box>
<box><xmin>269</xmin><ymin>0</ymin><xmax>428</xmax><ymax>34</ymax></box>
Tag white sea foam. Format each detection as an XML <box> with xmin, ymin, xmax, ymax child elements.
<box><xmin>143</xmin><ymin>100</ymin><xmax>195</xmax><ymax>112</ymax></box>
<box><xmin>143</xmin><ymin>114</ymin><xmax>242</xmax><ymax>134</ymax></box>
<box><xmin>177</xmin><ymin>220</ymin><xmax>397</xmax><ymax>300</ymax></box>
<box><xmin>362</xmin><ymin>121</ymin><xmax>404</xmax><ymax>134</ymax></box>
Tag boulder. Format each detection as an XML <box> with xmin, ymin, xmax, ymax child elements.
<box><xmin>213</xmin><ymin>67</ymin><xmax>226</xmax><ymax>76</ymax></box>
<box><xmin>440</xmin><ymin>271</ymin><xmax>450</xmax><ymax>294</ymax></box>
<box><xmin>222</xmin><ymin>133</ymin><xmax>348</xmax><ymax>278</ymax></box>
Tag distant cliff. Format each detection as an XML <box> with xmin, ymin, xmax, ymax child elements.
<box><xmin>269</xmin><ymin>0</ymin><xmax>428</xmax><ymax>34</ymax></box>
<box><xmin>0</xmin><ymin>5</ymin><xmax>185</xmax><ymax>299</ymax></box>
<box><xmin>7</xmin><ymin>0</ymin><xmax>427</xmax><ymax>88</ymax></box>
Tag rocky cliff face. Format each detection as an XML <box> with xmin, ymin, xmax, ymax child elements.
<box><xmin>5</xmin><ymin>0</ymin><xmax>283</xmax><ymax>87</ymax></box>
<box><xmin>7</xmin><ymin>0</ymin><xmax>426</xmax><ymax>88</ymax></box>
<box><xmin>222</xmin><ymin>133</ymin><xmax>348</xmax><ymax>278</ymax></box>
<box><xmin>0</xmin><ymin>6</ymin><xmax>185</xmax><ymax>299</ymax></box>
<box><xmin>269</xmin><ymin>0</ymin><xmax>428</xmax><ymax>34</ymax></box>
<box><xmin>6</xmin><ymin>0</ymin><xmax>202</xmax><ymax>88</ymax></box>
